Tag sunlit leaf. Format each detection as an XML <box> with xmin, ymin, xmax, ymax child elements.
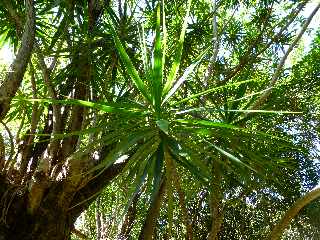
<box><xmin>172</xmin><ymin>79</ymin><xmax>257</xmax><ymax>105</ymax></box>
<box><xmin>107</xmin><ymin>12</ymin><xmax>151</xmax><ymax>103</ymax></box>
<box><xmin>162</xmin><ymin>0</ymin><xmax>192</xmax><ymax>96</ymax></box>
<box><xmin>162</xmin><ymin>46</ymin><xmax>210</xmax><ymax>104</ymax></box>
<box><xmin>212</xmin><ymin>144</ymin><xmax>258</xmax><ymax>173</ymax></box>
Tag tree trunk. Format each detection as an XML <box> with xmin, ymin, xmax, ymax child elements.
<box><xmin>138</xmin><ymin>180</ymin><xmax>166</xmax><ymax>240</ymax></box>
<box><xmin>0</xmin><ymin>182</ymin><xmax>72</xmax><ymax>240</ymax></box>
<box><xmin>119</xmin><ymin>192</ymin><xmax>139</xmax><ymax>239</ymax></box>
<box><xmin>0</xmin><ymin>214</ymin><xmax>71</xmax><ymax>240</ymax></box>
<box><xmin>0</xmin><ymin>161</ymin><xmax>126</xmax><ymax>240</ymax></box>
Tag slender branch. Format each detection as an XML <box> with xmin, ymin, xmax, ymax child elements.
<box><xmin>34</xmin><ymin>48</ymin><xmax>62</xmax><ymax>162</ymax></box>
<box><xmin>220</xmin><ymin>1</ymin><xmax>308</xmax><ymax>86</ymax></box>
<box><xmin>95</xmin><ymin>196</ymin><xmax>102</xmax><ymax>240</ymax></box>
<box><xmin>0</xmin><ymin>134</ymin><xmax>4</xmax><ymax>172</ymax></box>
<box><xmin>1</xmin><ymin>121</ymin><xmax>14</xmax><ymax>172</ymax></box>
<box><xmin>19</xmin><ymin>65</ymin><xmax>41</xmax><ymax>177</ymax></box>
<box><xmin>5</xmin><ymin>3</ymin><xmax>73</xmax><ymax>167</ymax></box>
<box><xmin>119</xmin><ymin>192</ymin><xmax>140</xmax><ymax>239</ymax></box>
<box><xmin>71</xmin><ymin>227</ymin><xmax>88</xmax><ymax>240</ymax></box>
<box><xmin>29</xmin><ymin>109</ymin><xmax>53</xmax><ymax>172</ymax></box>
<box><xmin>208</xmin><ymin>159</ymin><xmax>223</xmax><ymax>240</ymax></box>
<box><xmin>204</xmin><ymin>0</ymin><xmax>219</xmax><ymax>85</ymax></box>
<box><xmin>268</xmin><ymin>187</ymin><xmax>320</xmax><ymax>240</ymax></box>
<box><xmin>248</xmin><ymin>3</ymin><xmax>320</xmax><ymax>112</ymax></box>
<box><xmin>138</xmin><ymin>179</ymin><xmax>166</xmax><ymax>240</ymax></box>
<box><xmin>169</xmin><ymin>152</ymin><xmax>193</xmax><ymax>240</ymax></box>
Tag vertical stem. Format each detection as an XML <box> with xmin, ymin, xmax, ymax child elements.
<box><xmin>204</xmin><ymin>0</ymin><xmax>219</xmax><ymax>85</ymax></box>
<box><xmin>139</xmin><ymin>179</ymin><xmax>166</xmax><ymax>240</ymax></box>
<box><xmin>95</xmin><ymin>196</ymin><xmax>102</xmax><ymax>240</ymax></box>
<box><xmin>208</xmin><ymin>159</ymin><xmax>223</xmax><ymax>240</ymax></box>
<box><xmin>0</xmin><ymin>134</ymin><xmax>5</xmax><ymax>171</ymax></box>
<box><xmin>165</xmin><ymin>150</ymin><xmax>192</xmax><ymax>240</ymax></box>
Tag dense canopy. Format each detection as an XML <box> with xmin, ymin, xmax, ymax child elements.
<box><xmin>0</xmin><ymin>0</ymin><xmax>320</xmax><ymax>240</ymax></box>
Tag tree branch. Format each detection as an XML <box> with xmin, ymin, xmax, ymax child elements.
<box><xmin>138</xmin><ymin>179</ymin><xmax>166</xmax><ymax>240</ymax></box>
<box><xmin>68</xmin><ymin>161</ymin><xmax>127</xmax><ymax>221</ymax></box>
<box><xmin>248</xmin><ymin>3</ymin><xmax>320</xmax><ymax>112</ymax></box>
<box><xmin>204</xmin><ymin>0</ymin><xmax>219</xmax><ymax>85</ymax></box>
<box><xmin>208</xmin><ymin>159</ymin><xmax>223</xmax><ymax>240</ymax></box>
<box><xmin>71</xmin><ymin>227</ymin><xmax>88</xmax><ymax>240</ymax></box>
<box><xmin>220</xmin><ymin>1</ymin><xmax>307</xmax><ymax>86</ymax></box>
<box><xmin>268</xmin><ymin>187</ymin><xmax>320</xmax><ymax>240</ymax></box>
<box><xmin>0</xmin><ymin>0</ymin><xmax>35</xmax><ymax>121</ymax></box>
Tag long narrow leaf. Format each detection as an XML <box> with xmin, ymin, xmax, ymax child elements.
<box><xmin>175</xmin><ymin>108</ymin><xmax>302</xmax><ymax>115</ymax></box>
<box><xmin>162</xmin><ymin>46</ymin><xmax>209</xmax><ymax>104</ymax></box>
<box><xmin>107</xmin><ymin>15</ymin><xmax>151</xmax><ymax>103</ymax></box>
<box><xmin>172</xmin><ymin>79</ymin><xmax>256</xmax><ymax>105</ymax></box>
<box><xmin>212</xmin><ymin>144</ymin><xmax>258</xmax><ymax>173</ymax></box>
<box><xmin>162</xmin><ymin>0</ymin><xmax>192</xmax><ymax>96</ymax></box>
<box><xmin>175</xmin><ymin>119</ymin><xmax>239</xmax><ymax>130</ymax></box>
<box><xmin>175</xmin><ymin>119</ymin><xmax>291</xmax><ymax>142</ymax></box>
<box><xmin>124</xmin><ymin>153</ymin><xmax>155</xmax><ymax>218</ymax></box>
<box><xmin>152</xmin><ymin>4</ymin><xmax>164</xmax><ymax>113</ymax></box>
<box><xmin>168</xmin><ymin>137</ymin><xmax>210</xmax><ymax>182</ymax></box>
<box><xmin>17</xmin><ymin>98</ymin><xmax>147</xmax><ymax>115</ymax></box>
<box><xmin>161</xmin><ymin>0</ymin><xmax>167</xmax><ymax>76</ymax></box>
<box><xmin>90</xmin><ymin>130</ymin><xmax>156</xmax><ymax>176</ymax></box>
<box><xmin>138</xmin><ymin>24</ymin><xmax>149</xmax><ymax>75</ymax></box>
<box><xmin>122</xmin><ymin>136</ymin><xmax>160</xmax><ymax>176</ymax></box>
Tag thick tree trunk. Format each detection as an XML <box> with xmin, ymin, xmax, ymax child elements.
<box><xmin>0</xmin><ymin>179</ymin><xmax>71</xmax><ymax>240</ymax></box>
<box><xmin>0</xmin><ymin>161</ymin><xmax>126</xmax><ymax>240</ymax></box>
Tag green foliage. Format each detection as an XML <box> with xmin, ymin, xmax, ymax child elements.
<box><xmin>0</xmin><ymin>0</ymin><xmax>319</xmax><ymax>239</ymax></box>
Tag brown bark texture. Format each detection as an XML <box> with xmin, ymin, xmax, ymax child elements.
<box><xmin>138</xmin><ymin>180</ymin><xmax>166</xmax><ymax>240</ymax></box>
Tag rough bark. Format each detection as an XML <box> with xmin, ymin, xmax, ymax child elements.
<box><xmin>0</xmin><ymin>161</ymin><xmax>125</xmax><ymax>240</ymax></box>
<box><xmin>0</xmin><ymin>180</ymin><xmax>71</xmax><ymax>240</ymax></box>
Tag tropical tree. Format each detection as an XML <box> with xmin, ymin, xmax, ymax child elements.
<box><xmin>0</xmin><ymin>0</ymin><xmax>319</xmax><ymax>240</ymax></box>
